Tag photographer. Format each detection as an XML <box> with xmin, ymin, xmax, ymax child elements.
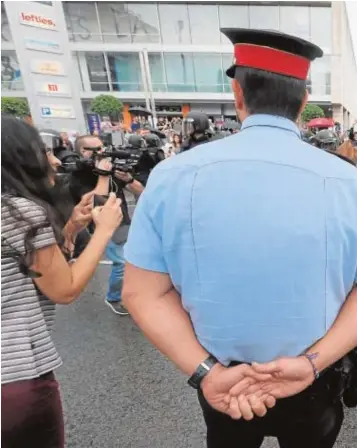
<box><xmin>70</xmin><ymin>134</ymin><xmax>145</xmax><ymax>316</ymax></box>
<box><xmin>1</xmin><ymin>116</ymin><xmax>122</xmax><ymax>448</ymax></box>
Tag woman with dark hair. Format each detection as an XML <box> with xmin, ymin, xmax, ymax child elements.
<box><xmin>1</xmin><ymin>115</ymin><xmax>123</xmax><ymax>447</ymax></box>
<box><xmin>172</xmin><ymin>133</ymin><xmax>182</xmax><ymax>153</ymax></box>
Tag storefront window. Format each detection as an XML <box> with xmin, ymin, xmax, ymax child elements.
<box><xmin>280</xmin><ymin>7</ymin><xmax>309</xmax><ymax>41</ymax></box>
<box><xmin>1</xmin><ymin>51</ymin><xmax>23</xmax><ymax>91</ymax></box>
<box><xmin>188</xmin><ymin>5</ymin><xmax>220</xmax><ymax>45</ymax></box>
<box><xmin>310</xmin><ymin>7</ymin><xmax>332</xmax><ymax>53</ymax></box>
<box><xmin>1</xmin><ymin>3</ymin><xmax>12</xmax><ymax>43</ymax></box>
<box><xmin>148</xmin><ymin>53</ymin><xmax>166</xmax><ymax>92</ymax></box>
<box><xmin>85</xmin><ymin>52</ymin><xmax>109</xmax><ymax>91</ymax></box>
<box><xmin>164</xmin><ymin>53</ymin><xmax>195</xmax><ymax>92</ymax></box>
<box><xmin>249</xmin><ymin>6</ymin><xmax>279</xmax><ymax>31</ymax></box>
<box><xmin>158</xmin><ymin>4</ymin><xmax>191</xmax><ymax>44</ymax></box>
<box><xmin>219</xmin><ymin>5</ymin><xmax>249</xmax><ymax>44</ymax></box>
<box><xmin>63</xmin><ymin>2</ymin><xmax>101</xmax><ymax>42</ymax></box>
<box><xmin>107</xmin><ymin>52</ymin><xmax>142</xmax><ymax>92</ymax></box>
<box><xmin>310</xmin><ymin>56</ymin><xmax>331</xmax><ymax>96</ymax></box>
<box><xmin>193</xmin><ymin>54</ymin><xmax>224</xmax><ymax>93</ymax></box>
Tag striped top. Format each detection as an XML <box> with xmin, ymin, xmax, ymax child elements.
<box><xmin>1</xmin><ymin>196</ymin><xmax>62</xmax><ymax>385</ymax></box>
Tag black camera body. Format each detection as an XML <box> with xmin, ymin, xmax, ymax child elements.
<box><xmin>59</xmin><ymin>146</ymin><xmax>163</xmax><ymax>179</ymax></box>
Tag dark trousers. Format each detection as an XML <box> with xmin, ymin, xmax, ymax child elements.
<box><xmin>198</xmin><ymin>367</ymin><xmax>344</xmax><ymax>448</ymax></box>
<box><xmin>2</xmin><ymin>372</ymin><xmax>64</xmax><ymax>448</ymax></box>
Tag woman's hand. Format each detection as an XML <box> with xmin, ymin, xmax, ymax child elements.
<box><xmin>92</xmin><ymin>193</ymin><xmax>123</xmax><ymax>236</ymax></box>
<box><xmin>68</xmin><ymin>192</ymin><xmax>94</xmax><ymax>233</ymax></box>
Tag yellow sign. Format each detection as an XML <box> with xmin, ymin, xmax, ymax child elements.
<box><xmin>31</xmin><ymin>60</ymin><xmax>65</xmax><ymax>76</ymax></box>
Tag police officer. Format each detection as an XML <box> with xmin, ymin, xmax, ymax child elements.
<box><xmin>122</xmin><ymin>28</ymin><xmax>357</xmax><ymax>448</ymax></box>
<box><xmin>309</xmin><ymin>128</ymin><xmax>339</xmax><ymax>151</ymax></box>
<box><xmin>180</xmin><ymin>111</ymin><xmax>215</xmax><ymax>151</ymax></box>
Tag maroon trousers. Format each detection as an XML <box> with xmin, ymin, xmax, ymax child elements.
<box><xmin>1</xmin><ymin>372</ymin><xmax>64</xmax><ymax>448</ymax></box>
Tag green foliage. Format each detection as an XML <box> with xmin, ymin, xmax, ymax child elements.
<box><xmin>301</xmin><ymin>104</ymin><xmax>325</xmax><ymax>123</ymax></box>
<box><xmin>1</xmin><ymin>97</ymin><xmax>30</xmax><ymax>117</ymax></box>
<box><xmin>90</xmin><ymin>95</ymin><xmax>123</xmax><ymax>119</ymax></box>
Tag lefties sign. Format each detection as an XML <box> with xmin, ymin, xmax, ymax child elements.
<box><xmin>19</xmin><ymin>12</ymin><xmax>57</xmax><ymax>31</ymax></box>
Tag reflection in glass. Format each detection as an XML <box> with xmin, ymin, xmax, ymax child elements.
<box><xmin>158</xmin><ymin>4</ymin><xmax>190</xmax><ymax>44</ymax></box>
<box><xmin>63</xmin><ymin>2</ymin><xmax>100</xmax><ymax>42</ymax></box>
<box><xmin>108</xmin><ymin>53</ymin><xmax>142</xmax><ymax>92</ymax></box>
<box><xmin>97</xmin><ymin>2</ymin><xmax>159</xmax><ymax>43</ymax></box>
<box><xmin>1</xmin><ymin>3</ymin><xmax>12</xmax><ymax>43</ymax></box>
<box><xmin>148</xmin><ymin>53</ymin><xmax>166</xmax><ymax>92</ymax></box>
<box><xmin>249</xmin><ymin>5</ymin><xmax>279</xmax><ymax>30</ymax></box>
<box><xmin>85</xmin><ymin>52</ymin><xmax>110</xmax><ymax>91</ymax></box>
<box><xmin>310</xmin><ymin>56</ymin><xmax>331</xmax><ymax>96</ymax></box>
<box><xmin>188</xmin><ymin>5</ymin><xmax>220</xmax><ymax>45</ymax></box>
<box><xmin>193</xmin><ymin>54</ymin><xmax>224</xmax><ymax>93</ymax></box>
<box><xmin>127</xmin><ymin>3</ymin><xmax>160</xmax><ymax>43</ymax></box>
<box><xmin>1</xmin><ymin>51</ymin><xmax>23</xmax><ymax>91</ymax></box>
<box><xmin>164</xmin><ymin>53</ymin><xmax>195</xmax><ymax>92</ymax></box>
<box><xmin>280</xmin><ymin>7</ymin><xmax>309</xmax><ymax>40</ymax></box>
<box><xmin>310</xmin><ymin>7</ymin><xmax>332</xmax><ymax>52</ymax></box>
<box><xmin>97</xmin><ymin>2</ymin><xmax>131</xmax><ymax>43</ymax></box>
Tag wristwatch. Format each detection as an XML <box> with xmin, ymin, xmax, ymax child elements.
<box><xmin>188</xmin><ymin>355</ymin><xmax>218</xmax><ymax>390</ymax></box>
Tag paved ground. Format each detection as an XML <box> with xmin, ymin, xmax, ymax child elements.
<box><xmin>53</xmin><ymin>267</ymin><xmax>357</xmax><ymax>448</ymax></box>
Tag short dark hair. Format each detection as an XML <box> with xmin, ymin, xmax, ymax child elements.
<box><xmin>234</xmin><ymin>67</ymin><xmax>306</xmax><ymax>121</ymax></box>
<box><xmin>74</xmin><ymin>134</ymin><xmax>101</xmax><ymax>155</ymax></box>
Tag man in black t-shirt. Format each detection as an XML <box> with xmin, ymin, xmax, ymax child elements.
<box><xmin>71</xmin><ymin>135</ymin><xmax>144</xmax><ymax>315</ymax></box>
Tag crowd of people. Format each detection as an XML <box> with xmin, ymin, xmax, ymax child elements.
<box><xmin>1</xmin><ymin>25</ymin><xmax>357</xmax><ymax>448</ymax></box>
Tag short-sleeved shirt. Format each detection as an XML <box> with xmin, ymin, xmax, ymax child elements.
<box><xmin>125</xmin><ymin>114</ymin><xmax>357</xmax><ymax>365</ymax></box>
<box><xmin>1</xmin><ymin>196</ymin><xmax>62</xmax><ymax>384</ymax></box>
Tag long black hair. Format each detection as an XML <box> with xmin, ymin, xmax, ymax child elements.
<box><xmin>1</xmin><ymin>115</ymin><xmax>63</xmax><ymax>273</ymax></box>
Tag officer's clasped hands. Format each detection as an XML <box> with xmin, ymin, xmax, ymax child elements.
<box><xmin>201</xmin><ymin>355</ymin><xmax>316</xmax><ymax>421</ymax></box>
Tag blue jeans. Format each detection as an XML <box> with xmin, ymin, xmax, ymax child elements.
<box><xmin>105</xmin><ymin>240</ymin><xmax>125</xmax><ymax>303</ymax></box>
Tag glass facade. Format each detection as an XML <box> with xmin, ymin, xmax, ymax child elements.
<box><xmin>62</xmin><ymin>2</ymin><xmax>332</xmax><ymax>50</ymax></box>
<box><xmin>77</xmin><ymin>50</ymin><xmax>330</xmax><ymax>96</ymax></box>
<box><xmin>1</xmin><ymin>50</ymin><xmax>23</xmax><ymax>91</ymax></box>
<box><xmin>108</xmin><ymin>52</ymin><xmax>142</xmax><ymax>91</ymax></box>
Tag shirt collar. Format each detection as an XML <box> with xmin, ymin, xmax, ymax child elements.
<box><xmin>241</xmin><ymin>114</ymin><xmax>301</xmax><ymax>138</ymax></box>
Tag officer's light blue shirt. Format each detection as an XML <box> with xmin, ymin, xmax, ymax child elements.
<box><xmin>125</xmin><ymin>114</ymin><xmax>357</xmax><ymax>365</ymax></box>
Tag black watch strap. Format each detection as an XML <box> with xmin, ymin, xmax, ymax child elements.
<box><xmin>187</xmin><ymin>355</ymin><xmax>218</xmax><ymax>390</ymax></box>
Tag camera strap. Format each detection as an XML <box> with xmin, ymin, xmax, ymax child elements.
<box><xmin>93</xmin><ymin>168</ymin><xmax>112</xmax><ymax>177</ymax></box>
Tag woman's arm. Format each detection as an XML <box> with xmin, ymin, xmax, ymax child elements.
<box><xmin>32</xmin><ymin>194</ymin><xmax>122</xmax><ymax>305</ymax></box>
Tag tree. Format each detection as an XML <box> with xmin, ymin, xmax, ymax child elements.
<box><xmin>90</xmin><ymin>95</ymin><xmax>123</xmax><ymax>120</ymax></box>
<box><xmin>301</xmin><ymin>104</ymin><xmax>325</xmax><ymax>123</ymax></box>
<box><xmin>1</xmin><ymin>97</ymin><xmax>30</xmax><ymax>117</ymax></box>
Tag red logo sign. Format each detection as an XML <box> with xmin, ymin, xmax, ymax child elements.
<box><xmin>20</xmin><ymin>13</ymin><xmax>55</xmax><ymax>28</ymax></box>
<box><xmin>48</xmin><ymin>84</ymin><xmax>58</xmax><ymax>92</ymax></box>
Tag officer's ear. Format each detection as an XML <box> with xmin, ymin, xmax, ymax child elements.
<box><xmin>232</xmin><ymin>79</ymin><xmax>248</xmax><ymax>122</ymax></box>
<box><xmin>297</xmin><ymin>89</ymin><xmax>309</xmax><ymax>123</ymax></box>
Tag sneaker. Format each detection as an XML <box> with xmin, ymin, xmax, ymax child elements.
<box><xmin>105</xmin><ymin>300</ymin><xmax>129</xmax><ymax>316</ymax></box>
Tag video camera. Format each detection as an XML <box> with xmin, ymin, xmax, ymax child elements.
<box><xmin>60</xmin><ymin>145</ymin><xmax>160</xmax><ymax>178</ymax></box>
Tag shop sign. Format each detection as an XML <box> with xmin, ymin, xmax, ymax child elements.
<box><xmin>24</xmin><ymin>38</ymin><xmax>62</xmax><ymax>54</ymax></box>
<box><xmin>36</xmin><ymin>82</ymin><xmax>71</xmax><ymax>97</ymax></box>
<box><xmin>31</xmin><ymin>60</ymin><xmax>65</xmax><ymax>76</ymax></box>
<box><xmin>20</xmin><ymin>12</ymin><xmax>57</xmax><ymax>31</ymax></box>
<box><xmin>40</xmin><ymin>105</ymin><xmax>75</xmax><ymax>119</ymax></box>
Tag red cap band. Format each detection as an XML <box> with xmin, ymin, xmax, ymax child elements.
<box><xmin>234</xmin><ymin>44</ymin><xmax>310</xmax><ymax>80</ymax></box>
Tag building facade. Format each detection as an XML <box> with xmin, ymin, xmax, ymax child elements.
<box><xmin>2</xmin><ymin>1</ymin><xmax>357</xmax><ymax>131</ymax></box>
